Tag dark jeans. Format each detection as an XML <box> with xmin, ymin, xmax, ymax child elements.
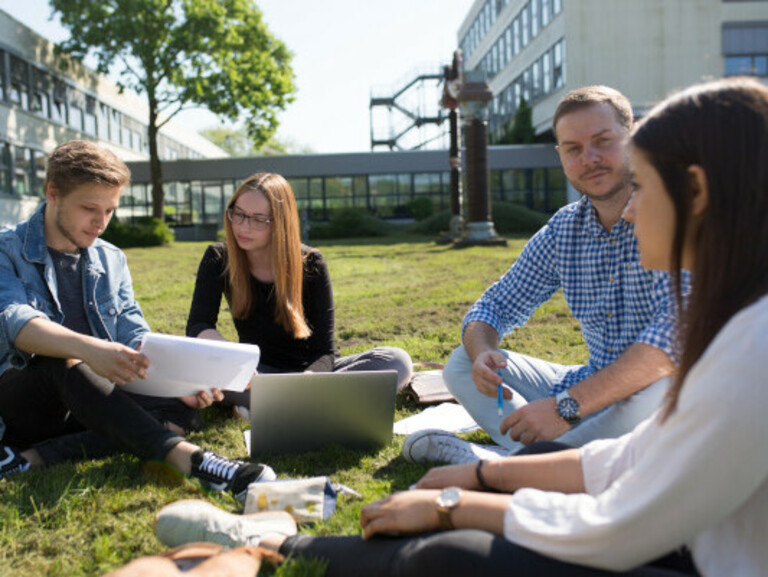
<box><xmin>0</xmin><ymin>356</ymin><xmax>189</xmax><ymax>465</ymax></box>
<box><xmin>280</xmin><ymin>441</ymin><xmax>699</xmax><ymax>577</ymax></box>
<box><xmin>282</xmin><ymin>532</ymin><xmax>698</xmax><ymax>577</ymax></box>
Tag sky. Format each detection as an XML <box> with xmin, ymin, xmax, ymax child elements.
<box><xmin>0</xmin><ymin>0</ymin><xmax>474</xmax><ymax>153</ymax></box>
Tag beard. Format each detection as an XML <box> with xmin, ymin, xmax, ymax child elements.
<box><xmin>54</xmin><ymin>211</ymin><xmax>89</xmax><ymax>252</ymax></box>
<box><xmin>572</xmin><ymin>164</ymin><xmax>632</xmax><ymax>204</ymax></box>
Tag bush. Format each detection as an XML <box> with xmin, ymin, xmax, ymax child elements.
<box><xmin>310</xmin><ymin>208</ymin><xmax>393</xmax><ymax>239</ymax></box>
<box><xmin>491</xmin><ymin>201</ymin><xmax>549</xmax><ymax>235</ymax></box>
<box><xmin>405</xmin><ymin>209</ymin><xmax>452</xmax><ymax>235</ymax></box>
<box><xmin>102</xmin><ymin>217</ymin><xmax>174</xmax><ymax>247</ymax></box>
<box><xmin>404</xmin><ymin>197</ymin><xmax>435</xmax><ymax>221</ymax></box>
<box><xmin>405</xmin><ymin>202</ymin><xmax>549</xmax><ymax>237</ymax></box>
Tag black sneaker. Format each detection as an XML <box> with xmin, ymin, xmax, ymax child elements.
<box><xmin>189</xmin><ymin>450</ymin><xmax>276</xmax><ymax>501</ymax></box>
<box><xmin>0</xmin><ymin>445</ymin><xmax>30</xmax><ymax>480</ymax></box>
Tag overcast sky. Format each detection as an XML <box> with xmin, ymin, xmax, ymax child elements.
<box><xmin>0</xmin><ymin>0</ymin><xmax>474</xmax><ymax>153</ymax></box>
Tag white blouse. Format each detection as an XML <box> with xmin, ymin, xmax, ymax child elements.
<box><xmin>503</xmin><ymin>295</ymin><xmax>768</xmax><ymax>576</ymax></box>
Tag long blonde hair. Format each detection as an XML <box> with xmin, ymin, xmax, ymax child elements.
<box><xmin>224</xmin><ymin>173</ymin><xmax>311</xmax><ymax>339</ymax></box>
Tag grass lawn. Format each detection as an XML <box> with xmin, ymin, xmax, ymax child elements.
<box><xmin>0</xmin><ymin>235</ymin><xmax>586</xmax><ymax>576</ymax></box>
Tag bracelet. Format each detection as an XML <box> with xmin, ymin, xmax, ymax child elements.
<box><xmin>476</xmin><ymin>459</ymin><xmax>493</xmax><ymax>491</ymax></box>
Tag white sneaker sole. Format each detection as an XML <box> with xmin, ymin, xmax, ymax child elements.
<box><xmin>155</xmin><ymin>499</ymin><xmax>297</xmax><ymax>549</ymax></box>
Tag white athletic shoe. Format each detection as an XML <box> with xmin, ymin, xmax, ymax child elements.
<box><xmin>401</xmin><ymin>429</ymin><xmax>510</xmax><ymax>464</ymax></box>
<box><xmin>155</xmin><ymin>499</ymin><xmax>297</xmax><ymax>549</ymax></box>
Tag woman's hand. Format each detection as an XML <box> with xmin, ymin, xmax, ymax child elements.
<box><xmin>415</xmin><ymin>463</ymin><xmax>480</xmax><ymax>490</ymax></box>
<box><xmin>178</xmin><ymin>388</ymin><xmax>224</xmax><ymax>409</ymax></box>
<box><xmin>360</xmin><ymin>490</ymin><xmax>441</xmax><ymax>539</ymax></box>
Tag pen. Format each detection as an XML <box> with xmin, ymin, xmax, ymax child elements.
<box><xmin>497</xmin><ymin>370</ymin><xmax>504</xmax><ymax>416</ymax></box>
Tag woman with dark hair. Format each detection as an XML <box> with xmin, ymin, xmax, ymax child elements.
<box><xmin>186</xmin><ymin>173</ymin><xmax>412</xmax><ymax>410</ymax></box>
<box><xmin>161</xmin><ymin>78</ymin><xmax>768</xmax><ymax>576</ymax></box>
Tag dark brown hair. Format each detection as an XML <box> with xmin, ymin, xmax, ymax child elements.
<box><xmin>45</xmin><ymin>140</ymin><xmax>131</xmax><ymax>195</ymax></box>
<box><xmin>632</xmin><ymin>78</ymin><xmax>768</xmax><ymax>419</ymax></box>
<box><xmin>553</xmin><ymin>85</ymin><xmax>634</xmax><ymax>138</ymax></box>
<box><xmin>224</xmin><ymin>173</ymin><xmax>310</xmax><ymax>339</ymax></box>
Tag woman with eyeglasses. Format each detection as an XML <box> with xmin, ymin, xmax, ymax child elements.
<box><xmin>185</xmin><ymin>173</ymin><xmax>412</xmax><ymax>411</ymax></box>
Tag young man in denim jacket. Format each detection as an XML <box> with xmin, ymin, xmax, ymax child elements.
<box><xmin>0</xmin><ymin>140</ymin><xmax>273</xmax><ymax>498</ymax></box>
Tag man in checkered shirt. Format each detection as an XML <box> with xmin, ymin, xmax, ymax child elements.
<box><xmin>403</xmin><ymin>86</ymin><xmax>679</xmax><ymax>465</ymax></box>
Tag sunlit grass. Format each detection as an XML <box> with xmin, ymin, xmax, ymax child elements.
<box><xmin>0</xmin><ymin>235</ymin><xmax>585</xmax><ymax>576</ymax></box>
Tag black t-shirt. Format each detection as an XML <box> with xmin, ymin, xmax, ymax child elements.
<box><xmin>48</xmin><ymin>247</ymin><xmax>92</xmax><ymax>336</ymax></box>
<box><xmin>186</xmin><ymin>243</ymin><xmax>338</xmax><ymax>372</ymax></box>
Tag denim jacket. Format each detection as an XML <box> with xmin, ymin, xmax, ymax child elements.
<box><xmin>0</xmin><ymin>203</ymin><xmax>149</xmax><ymax>376</ymax></box>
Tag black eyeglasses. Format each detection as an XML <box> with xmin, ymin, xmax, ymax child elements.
<box><xmin>226</xmin><ymin>207</ymin><xmax>272</xmax><ymax>230</ymax></box>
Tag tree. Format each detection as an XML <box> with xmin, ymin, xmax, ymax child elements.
<box><xmin>494</xmin><ymin>97</ymin><xmax>536</xmax><ymax>145</ymax></box>
<box><xmin>199</xmin><ymin>124</ymin><xmax>314</xmax><ymax>157</ymax></box>
<box><xmin>51</xmin><ymin>0</ymin><xmax>296</xmax><ymax>219</ymax></box>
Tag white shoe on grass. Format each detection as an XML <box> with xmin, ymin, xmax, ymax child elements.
<box><xmin>402</xmin><ymin>429</ymin><xmax>510</xmax><ymax>465</ymax></box>
<box><xmin>155</xmin><ymin>499</ymin><xmax>297</xmax><ymax>548</ymax></box>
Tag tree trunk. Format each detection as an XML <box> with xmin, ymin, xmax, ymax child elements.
<box><xmin>147</xmin><ymin>94</ymin><xmax>164</xmax><ymax>220</ymax></box>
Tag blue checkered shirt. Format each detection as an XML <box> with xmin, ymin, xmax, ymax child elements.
<box><xmin>463</xmin><ymin>196</ymin><xmax>678</xmax><ymax>394</ymax></box>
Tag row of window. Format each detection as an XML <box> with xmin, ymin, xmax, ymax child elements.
<box><xmin>460</xmin><ymin>0</ymin><xmax>563</xmax><ymax>67</ymax></box>
<box><xmin>0</xmin><ymin>48</ymin><xmax>203</xmax><ymax>162</ymax></box>
<box><xmin>490</xmin><ymin>39</ymin><xmax>566</xmax><ymax>136</ymax></box>
<box><xmin>725</xmin><ymin>54</ymin><xmax>768</xmax><ymax>77</ymax></box>
<box><xmin>117</xmin><ymin>168</ymin><xmax>569</xmax><ymax>225</ymax></box>
<box><xmin>0</xmin><ymin>142</ymin><xmax>46</xmax><ymax>197</ymax></box>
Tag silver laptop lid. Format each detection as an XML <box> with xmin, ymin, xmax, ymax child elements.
<box><xmin>249</xmin><ymin>370</ymin><xmax>397</xmax><ymax>455</ymax></box>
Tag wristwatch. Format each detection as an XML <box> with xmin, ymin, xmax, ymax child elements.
<box><xmin>436</xmin><ymin>486</ymin><xmax>463</xmax><ymax>530</ymax></box>
<box><xmin>555</xmin><ymin>390</ymin><xmax>581</xmax><ymax>425</ymax></box>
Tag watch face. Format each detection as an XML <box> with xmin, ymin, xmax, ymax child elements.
<box><xmin>557</xmin><ymin>397</ymin><xmax>580</xmax><ymax>419</ymax></box>
<box><xmin>438</xmin><ymin>487</ymin><xmax>462</xmax><ymax>508</ymax></box>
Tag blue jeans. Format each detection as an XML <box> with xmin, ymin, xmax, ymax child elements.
<box><xmin>442</xmin><ymin>345</ymin><xmax>670</xmax><ymax>452</ymax></box>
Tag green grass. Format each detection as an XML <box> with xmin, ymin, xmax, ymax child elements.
<box><xmin>0</xmin><ymin>235</ymin><xmax>586</xmax><ymax>576</ymax></box>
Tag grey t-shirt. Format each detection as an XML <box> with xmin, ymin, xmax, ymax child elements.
<box><xmin>48</xmin><ymin>247</ymin><xmax>92</xmax><ymax>336</ymax></box>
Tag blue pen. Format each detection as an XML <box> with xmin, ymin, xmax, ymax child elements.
<box><xmin>497</xmin><ymin>370</ymin><xmax>504</xmax><ymax>416</ymax></box>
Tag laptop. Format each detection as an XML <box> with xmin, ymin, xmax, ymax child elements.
<box><xmin>249</xmin><ymin>370</ymin><xmax>398</xmax><ymax>455</ymax></box>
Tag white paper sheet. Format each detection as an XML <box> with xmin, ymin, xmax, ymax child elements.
<box><xmin>121</xmin><ymin>333</ymin><xmax>260</xmax><ymax>397</ymax></box>
<box><xmin>393</xmin><ymin>402</ymin><xmax>480</xmax><ymax>436</ymax></box>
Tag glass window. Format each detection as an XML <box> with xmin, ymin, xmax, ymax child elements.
<box><xmin>51</xmin><ymin>80</ymin><xmax>67</xmax><ymax>123</ymax></box>
<box><xmin>553</xmin><ymin>39</ymin><xmax>566</xmax><ymax>88</ymax></box>
<box><xmin>14</xmin><ymin>146</ymin><xmax>31</xmax><ymax>196</ymax></box>
<box><xmin>725</xmin><ymin>56</ymin><xmax>753</xmax><ymax>75</ymax></box>
<box><xmin>9</xmin><ymin>57</ymin><xmax>29</xmax><ymax>109</ymax></box>
<box><xmin>531</xmin><ymin>59</ymin><xmax>541</xmax><ymax>99</ymax></box>
<box><xmin>0</xmin><ymin>142</ymin><xmax>11</xmax><ymax>194</ymax></box>
<box><xmin>553</xmin><ymin>0</ymin><xmax>562</xmax><ymax>15</ymax></box>
<box><xmin>69</xmin><ymin>89</ymin><xmax>84</xmax><ymax>130</ymax></box>
<box><xmin>0</xmin><ymin>50</ymin><xmax>6</xmax><ymax>102</ymax></box>
<box><xmin>505</xmin><ymin>28</ymin><xmax>513</xmax><ymax>61</ymax></box>
<box><xmin>110</xmin><ymin>109</ymin><xmax>122</xmax><ymax>144</ymax></box>
<box><xmin>531</xmin><ymin>0</ymin><xmax>539</xmax><ymax>38</ymax></box>
<box><xmin>542</xmin><ymin>50</ymin><xmax>552</xmax><ymax>94</ymax></box>
<box><xmin>512</xmin><ymin>17</ymin><xmax>520</xmax><ymax>55</ymax></box>
<box><xmin>98</xmin><ymin>103</ymin><xmax>110</xmax><ymax>140</ymax></box>
<box><xmin>542</xmin><ymin>0</ymin><xmax>551</xmax><ymax>27</ymax></box>
<box><xmin>521</xmin><ymin>3</ymin><xmax>530</xmax><ymax>47</ymax></box>
<box><xmin>84</xmin><ymin>96</ymin><xmax>97</xmax><ymax>135</ymax></box>
<box><xmin>325</xmin><ymin>176</ymin><xmax>353</xmax><ymax>210</ymax></box>
<box><xmin>756</xmin><ymin>55</ymin><xmax>768</xmax><ymax>76</ymax></box>
<box><xmin>32</xmin><ymin>149</ymin><xmax>46</xmax><ymax>197</ymax></box>
<box><xmin>31</xmin><ymin>68</ymin><xmax>50</xmax><ymax>118</ymax></box>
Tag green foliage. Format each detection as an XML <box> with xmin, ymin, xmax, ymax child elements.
<box><xmin>406</xmin><ymin>202</ymin><xmax>548</xmax><ymax>236</ymax></box>
<box><xmin>51</xmin><ymin>0</ymin><xmax>296</xmax><ymax>216</ymax></box>
<box><xmin>404</xmin><ymin>197</ymin><xmax>435</xmax><ymax>221</ymax></box>
<box><xmin>200</xmin><ymin>124</ymin><xmax>315</xmax><ymax>156</ymax></box>
<box><xmin>491</xmin><ymin>201</ymin><xmax>549</xmax><ymax>235</ymax></box>
<box><xmin>101</xmin><ymin>217</ymin><xmax>174</xmax><ymax>248</ymax></box>
<box><xmin>310</xmin><ymin>208</ymin><xmax>393</xmax><ymax>239</ymax></box>
<box><xmin>494</xmin><ymin>98</ymin><xmax>536</xmax><ymax>145</ymax></box>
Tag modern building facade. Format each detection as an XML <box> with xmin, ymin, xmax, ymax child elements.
<box><xmin>0</xmin><ymin>8</ymin><xmax>227</xmax><ymax>227</ymax></box>
<box><xmin>458</xmin><ymin>0</ymin><xmax>768</xmax><ymax>139</ymax></box>
<box><xmin>124</xmin><ymin>144</ymin><xmax>566</xmax><ymax>234</ymax></box>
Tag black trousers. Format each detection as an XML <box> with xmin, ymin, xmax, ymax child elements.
<box><xmin>0</xmin><ymin>356</ymin><xmax>191</xmax><ymax>465</ymax></box>
<box><xmin>281</xmin><ymin>442</ymin><xmax>699</xmax><ymax>577</ymax></box>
